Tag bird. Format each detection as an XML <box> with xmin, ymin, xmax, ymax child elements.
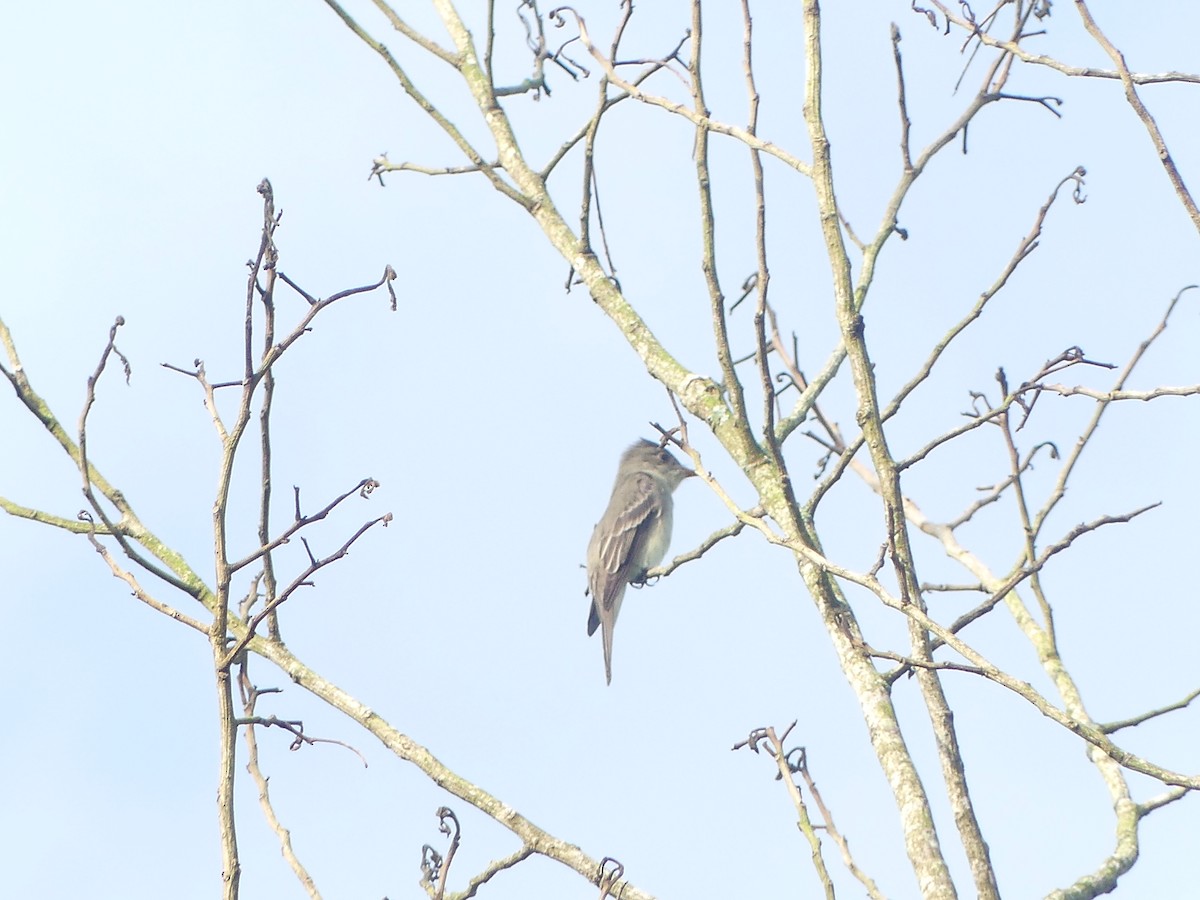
<box><xmin>586</xmin><ymin>439</ymin><xmax>695</xmax><ymax>684</ymax></box>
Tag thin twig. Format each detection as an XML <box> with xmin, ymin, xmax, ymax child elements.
<box><xmin>1101</xmin><ymin>687</ymin><xmax>1200</xmax><ymax>734</ymax></box>
<box><xmin>238</xmin><ymin>666</ymin><xmax>324</xmax><ymax>898</ymax></box>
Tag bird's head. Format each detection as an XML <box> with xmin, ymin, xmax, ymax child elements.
<box><xmin>623</xmin><ymin>439</ymin><xmax>696</xmax><ymax>490</ymax></box>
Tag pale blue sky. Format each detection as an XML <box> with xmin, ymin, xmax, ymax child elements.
<box><xmin>2</xmin><ymin>2</ymin><xmax>1198</xmax><ymax>898</ymax></box>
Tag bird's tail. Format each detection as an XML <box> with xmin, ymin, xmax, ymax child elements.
<box><xmin>586</xmin><ymin>598</ymin><xmax>613</xmax><ymax>685</ymax></box>
<box><xmin>602</xmin><ymin>622</ymin><xmax>614</xmax><ymax>685</ymax></box>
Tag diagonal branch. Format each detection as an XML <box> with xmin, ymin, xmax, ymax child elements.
<box><xmin>323</xmin><ymin>0</ymin><xmax>531</xmax><ymax>208</ymax></box>
<box><xmin>1072</xmin><ymin>1</ymin><xmax>1200</xmax><ymax>233</ymax></box>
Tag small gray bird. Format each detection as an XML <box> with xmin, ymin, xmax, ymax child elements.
<box><xmin>587</xmin><ymin>439</ymin><xmax>695</xmax><ymax>684</ymax></box>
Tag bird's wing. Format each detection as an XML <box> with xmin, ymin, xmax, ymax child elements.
<box><xmin>589</xmin><ymin>472</ymin><xmax>662</xmax><ymax>611</ymax></box>
<box><xmin>586</xmin><ymin>472</ymin><xmax>663</xmax><ymax>684</ymax></box>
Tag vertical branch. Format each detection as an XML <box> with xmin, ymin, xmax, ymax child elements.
<box><xmin>258</xmin><ymin>378</ymin><xmax>280</xmax><ymax>643</ymax></box>
<box><xmin>898</xmin><ymin>482</ymin><xmax>1144</xmax><ymax>897</ymax></box>
<box><xmin>76</xmin><ymin>317</ymin><xmax>134</xmax><ymax>546</ymax></box>
<box><xmin>801</xmin><ymin>2</ymin><xmax>979</xmax><ymax>897</ymax></box>
<box><xmin>689</xmin><ymin>0</ymin><xmax>751</xmax><ymax>431</ymax></box>
<box><xmin>577</xmin><ymin>101</ymin><xmax>600</xmax><ymax>259</ymax></box>
<box><xmin>483</xmin><ymin>0</ymin><xmax>495</xmax><ymax>84</ymax></box>
<box><xmin>256</xmin><ymin>194</ymin><xmax>282</xmax><ymax>640</ymax></box>
<box><xmin>741</xmin><ymin>0</ymin><xmax>779</xmax><ymax>466</ymax></box>
<box><xmin>739</xmin><ymin>0</ymin><xmax>810</xmax><ymax>563</ymax></box>
<box><xmin>214</xmin><ymin>653</ymin><xmax>241</xmax><ymax>899</ymax></box>
<box><xmin>215</xmin><ymin>474</ymin><xmax>241</xmax><ymax>900</ymax></box>
<box><xmin>1003</xmin><ymin>297</ymin><xmax>1194</xmax><ymax>892</ymax></box>
<box><xmin>891</xmin><ymin>24</ymin><xmax>912</xmax><ymax>172</ymax></box>
<box><xmin>213</xmin><ymin>178</ymin><xmax>282</xmax><ymax>899</ymax></box>
<box><xmin>244</xmin><ymin>183</ymin><xmax>276</xmax><ymax>380</ymax></box>
<box><xmin>576</xmin><ymin>0</ymin><xmax>632</xmax><ymax>272</ymax></box>
<box><xmin>996</xmin><ymin>405</ymin><xmax>1056</xmax><ymax>645</ymax></box>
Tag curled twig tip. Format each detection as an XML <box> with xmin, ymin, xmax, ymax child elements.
<box><xmin>598</xmin><ymin>857</ymin><xmax>625</xmax><ymax>898</ymax></box>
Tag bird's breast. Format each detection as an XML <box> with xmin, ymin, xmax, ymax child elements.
<box><xmin>633</xmin><ymin>494</ymin><xmax>673</xmax><ymax>572</ymax></box>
